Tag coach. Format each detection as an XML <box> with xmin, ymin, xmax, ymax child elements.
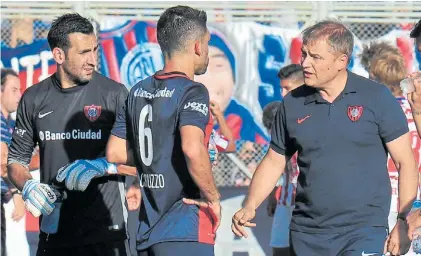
<box><xmin>231</xmin><ymin>19</ymin><xmax>418</xmax><ymax>256</ymax></box>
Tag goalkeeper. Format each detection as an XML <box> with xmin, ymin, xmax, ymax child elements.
<box><xmin>7</xmin><ymin>13</ymin><xmax>135</xmax><ymax>256</ymax></box>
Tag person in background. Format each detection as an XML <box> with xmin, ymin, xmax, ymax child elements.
<box><xmin>278</xmin><ymin>64</ymin><xmax>305</xmax><ymax>98</ymax></box>
<box><xmin>369</xmin><ymin>51</ymin><xmax>420</xmax><ymax>256</ymax></box>
<box><xmin>208</xmin><ymin>100</ymin><xmax>236</xmax><ymax>165</ymax></box>
<box><xmin>262</xmin><ymin>101</ymin><xmax>297</xmax><ymax>256</ymax></box>
<box><xmin>406</xmin><ymin>20</ymin><xmax>421</xmax><ymax>137</ymax></box>
<box><xmin>400</xmin><ymin>19</ymin><xmax>421</xmax><ymax>241</ymax></box>
<box><xmin>1</xmin><ymin>68</ymin><xmax>32</xmax><ymax>256</ymax></box>
<box><xmin>265</xmin><ymin>64</ymin><xmax>304</xmax><ymax>256</ymax></box>
<box><xmin>360</xmin><ymin>41</ymin><xmax>402</xmax><ymax>73</ymax></box>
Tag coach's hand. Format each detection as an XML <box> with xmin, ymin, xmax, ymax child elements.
<box><xmin>183</xmin><ymin>198</ymin><xmax>222</xmax><ymax>233</ymax></box>
<box><xmin>56</xmin><ymin>158</ymin><xmax>117</xmax><ymax>191</ymax></box>
<box><xmin>231</xmin><ymin>206</ymin><xmax>257</xmax><ymax>238</ymax></box>
<box><xmin>22</xmin><ymin>179</ymin><xmax>57</xmax><ymax>217</ymax></box>
<box><xmin>384</xmin><ymin>219</ymin><xmax>411</xmax><ymax>256</ymax></box>
<box><xmin>126</xmin><ymin>185</ymin><xmax>141</xmax><ymax>211</ymax></box>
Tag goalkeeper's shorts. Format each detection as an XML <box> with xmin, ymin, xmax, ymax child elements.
<box><xmin>37</xmin><ymin>239</ymin><xmax>130</xmax><ymax>256</ymax></box>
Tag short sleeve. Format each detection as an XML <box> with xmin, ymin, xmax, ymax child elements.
<box><xmin>270</xmin><ymin>101</ymin><xmax>296</xmax><ymax>156</ymax></box>
<box><xmin>115</xmin><ymin>85</ymin><xmax>129</xmax><ymax>117</ymax></box>
<box><xmin>376</xmin><ymin>86</ymin><xmax>409</xmax><ymax>143</ymax></box>
<box><xmin>178</xmin><ymin>83</ymin><xmax>210</xmax><ymax>132</ymax></box>
<box><xmin>111</xmin><ymin>88</ymin><xmax>129</xmax><ymax>140</ymax></box>
<box><xmin>1</xmin><ymin>117</ymin><xmax>12</xmax><ymax>145</ymax></box>
<box><xmin>8</xmin><ymin>92</ymin><xmax>36</xmax><ymax>167</ymax></box>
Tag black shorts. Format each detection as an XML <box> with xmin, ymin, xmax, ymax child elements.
<box><xmin>137</xmin><ymin>241</ymin><xmax>214</xmax><ymax>256</ymax></box>
<box><xmin>36</xmin><ymin>240</ymin><xmax>131</xmax><ymax>256</ymax></box>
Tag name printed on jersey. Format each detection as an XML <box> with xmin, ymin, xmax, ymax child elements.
<box><xmin>38</xmin><ymin>129</ymin><xmax>102</xmax><ymax>141</ymax></box>
<box><xmin>134</xmin><ymin>87</ymin><xmax>175</xmax><ymax>99</ymax></box>
<box><xmin>139</xmin><ymin>173</ymin><xmax>165</xmax><ymax>189</ymax></box>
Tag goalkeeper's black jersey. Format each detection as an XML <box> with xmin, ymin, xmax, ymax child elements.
<box><xmin>8</xmin><ymin>72</ymin><xmax>129</xmax><ymax>248</ymax></box>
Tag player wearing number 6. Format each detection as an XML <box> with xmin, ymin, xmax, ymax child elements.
<box><xmin>106</xmin><ymin>5</ymin><xmax>221</xmax><ymax>256</ymax></box>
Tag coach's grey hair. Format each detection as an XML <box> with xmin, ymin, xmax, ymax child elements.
<box><xmin>302</xmin><ymin>19</ymin><xmax>354</xmax><ymax>60</ymax></box>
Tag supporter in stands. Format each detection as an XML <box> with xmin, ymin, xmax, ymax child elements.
<box><xmin>402</xmin><ymin>20</ymin><xmax>421</xmax><ymax>241</ymax></box>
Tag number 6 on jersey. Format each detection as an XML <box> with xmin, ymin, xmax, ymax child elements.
<box><xmin>139</xmin><ymin>104</ymin><xmax>153</xmax><ymax>166</ymax></box>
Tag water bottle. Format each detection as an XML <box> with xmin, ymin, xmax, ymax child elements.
<box><xmin>411</xmin><ymin>200</ymin><xmax>421</xmax><ymax>254</ymax></box>
<box><xmin>40</xmin><ymin>188</ymin><xmax>66</xmax><ymax>234</ymax></box>
<box><xmin>400</xmin><ymin>73</ymin><xmax>421</xmax><ymax>94</ymax></box>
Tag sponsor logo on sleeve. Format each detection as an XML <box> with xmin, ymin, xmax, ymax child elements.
<box><xmin>183</xmin><ymin>102</ymin><xmax>209</xmax><ymax>116</ymax></box>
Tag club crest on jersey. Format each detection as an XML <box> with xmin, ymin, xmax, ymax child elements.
<box><xmin>347</xmin><ymin>105</ymin><xmax>363</xmax><ymax>122</ymax></box>
<box><xmin>84</xmin><ymin>105</ymin><xmax>102</xmax><ymax>122</ymax></box>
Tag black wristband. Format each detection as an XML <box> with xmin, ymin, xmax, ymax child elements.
<box><xmin>11</xmin><ymin>190</ymin><xmax>21</xmax><ymax>196</ymax></box>
<box><xmin>397</xmin><ymin>212</ymin><xmax>408</xmax><ymax>221</ymax></box>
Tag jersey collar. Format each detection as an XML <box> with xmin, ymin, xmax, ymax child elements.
<box><xmin>51</xmin><ymin>72</ymin><xmax>92</xmax><ymax>93</ymax></box>
<box><xmin>153</xmin><ymin>71</ymin><xmax>190</xmax><ymax>80</ymax></box>
<box><xmin>304</xmin><ymin>70</ymin><xmax>357</xmax><ymax>104</ymax></box>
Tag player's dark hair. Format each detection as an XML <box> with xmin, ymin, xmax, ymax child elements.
<box><xmin>157</xmin><ymin>5</ymin><xmax>207</xmax><ymax>58</ymax></box>
<box><xmin>410</xmin><ymin>19</ymin><xmax>421</xmax><ymax>39</ymax></box>
<box><xmin>1</xmin><ymin>68</ymin><xmax>18</xmax><ymax>90</ymax></box>
<box><xmin>262</xmin><ymin>101</ymin><xmax>282</xmax><ymax>131</ymax></box>
<box><xmin>47</xmin><ymin>13</ymin><xmax>94</xmax><ymax>53</ymax></box>
<box><xmin>278</xmin><ymin>64</ymin><xmax>303</xmax><ymax>80</ymax></box>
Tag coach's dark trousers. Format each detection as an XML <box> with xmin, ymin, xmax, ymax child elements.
<box><xmin>289</xmin><ymin>226</ymin><xmax>388</xmax><ymax>256</ymax></box>
<box><xmin>37</xmin><ymin>240</ymin><xmax>131</xmax><ymax>256</ymax></box>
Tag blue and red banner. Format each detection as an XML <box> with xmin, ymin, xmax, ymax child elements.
<box><xmin>1</xmin><ymin>20</ymin><xmax>419</xmax><ymax>144</ymax></box>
